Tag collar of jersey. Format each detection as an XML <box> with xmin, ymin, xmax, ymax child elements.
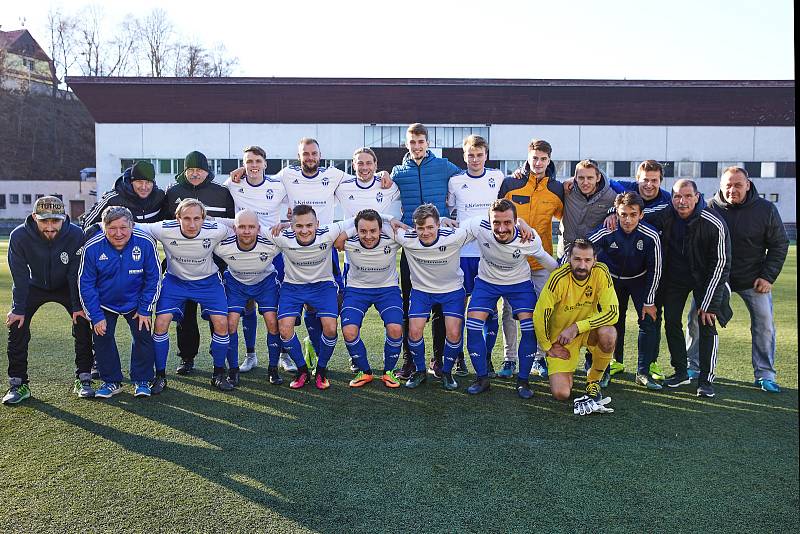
<box><xmin>245</xmin><ymin>175</ymin><xmax>268</xmax><ymax>187</ymax></box>
<box><xmin>420</xmin><ymin>231</ymin><xmax>442</xmax><ymax>247</ymax></box>
<box><xmin>466</xmin><ymin>169</ymin><xmax>487</xmax><ymax>179</ymax></box>
<box><xmin>355</xmin><ymin>177</ymin><xmax>378</xmax><ymax>190</ymax></box>
<box><xmin>302</xmin><ymin>170</ymin><xmax>321</xmax><ymax>179</ymax></box>
<box><xmin>295</xmin><ymin>235</ymin><xmax>317</xmax><ymax>246</ymax></box>
<box><xmin>179</xmin><ymin>229</ymin><xmax>201</xmax><ymax>240</ymax></box>
<box><xmin>358</xmin><ymin>237</ymin><xmax>381</xmax><ymax>249</ymax></box>
<box><xmin>236</xmin><ymin>239</ymin><xmax>257</xmax><ymax>252</ymax></box>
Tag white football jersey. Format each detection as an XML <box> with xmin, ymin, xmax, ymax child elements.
<box><xmin>336</xmin><ymin>176</ymin><xmax>402</xmax><ymax>220</ymax></box>
<box><xmin>136</xmin><ymin>220</ymin><xmax>229</xmax><ymax>281</ymax></box>
<box><xmin>272</xmin><ymin>220</ymin><xmax>352</xmax><ymax>284</ymax></box>
<box><xmin>447</xmin><ymin>168</ymin><xmax>504</xmax><ymax>257</ymax></box>
<box><xmin>342</xmin><ymin>228</ymin><xmax>401</xmax><ymax>289</ymax></box>
<box><xmin>277</xmin><ymin>165</ymin><xmax>346</xmax><ymax>225</ymax></box>
<box><xmin>214</xmin><ymin>233</ymin><xmax>279</xmax><ymax>285</ymax></box>
<box><xmin>392</xmin><ymin>227</ymin><xmax>473</xmax><ymax>294</ymax></box>
<box><xmin>224</xmin><ymin>175</ymin><xmax>289</xmax><ymax>228</ymax></box>
<box><xmin>461</xmin><ymin>217</ymin><xmax>558</xmax><ymax>286</ymax></box>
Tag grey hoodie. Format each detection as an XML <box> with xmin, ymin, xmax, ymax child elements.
<box><xmin>558</xmin><ymin>170</ymin><xmax>616</xmax><ymax>257</ymax></box>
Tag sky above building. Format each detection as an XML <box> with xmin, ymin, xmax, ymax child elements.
<box><xmin>1</xmin><ymin>0</ymin><xmax>795</xmax><ymax>80</ymax></box>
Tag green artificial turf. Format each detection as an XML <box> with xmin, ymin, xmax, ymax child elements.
<box><xmin>0</xmin><ymin>240</ymin><xmax>797</xmax><ymax>533</ymax></box>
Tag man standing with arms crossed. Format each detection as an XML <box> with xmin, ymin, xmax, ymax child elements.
<box><xmin>685</xmin><ymin>167</ymin><xmax>788</xmax><ymax>393</ymax></box>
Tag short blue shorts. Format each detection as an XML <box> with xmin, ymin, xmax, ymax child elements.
<box><xmin>278</xmin><ymin>281</ymin><xmax>339</xmax><ymax>320</ymax></box>
<box><xmin>224</xmin><ymin>271</ymin><xmax>279</xmax><ymax>314</ymax></box>
<box><xmin>468</xmin><ymin>277</ymin><xmax>536</xmax><ymax>318</ymax></box>
<box><xmin>409</xmin><ymin>287</ymin><xmax>466</xmax><ymax>320</ymax></box>
<box><xmin>341</xmin><ymin>286</ymin><xmax>403</xmax><ymax>328</ymax></box>
<box><xmin>156</xmin><ymin>272</ymin><xmax>228</xmax><ymax>320</ymax></box>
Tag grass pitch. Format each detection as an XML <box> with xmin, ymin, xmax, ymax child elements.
<box><xmin>0</xmin><ymin>240</ymin><xmax>797</xmax><ymax>533</ymax></box>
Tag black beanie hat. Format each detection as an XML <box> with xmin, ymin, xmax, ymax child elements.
<box><xmin>130</xmin><ymin>161</ymin><xmax>156</xmax><ymax>182</ymax></box>
<box><xmin>184</xmin><ymin>151</ymin><xmax>211</xmax><ymax>173</ymax></box>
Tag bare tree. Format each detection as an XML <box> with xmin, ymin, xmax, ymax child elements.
<box><xmin>46</xmin><ymin>8</ymin><xmax>78</xmax><ymax>88</ymax></box>
<box><xmin>207</xmin><ymin>43</ymin><xmax>238</xmax><ymax>77</ymax></box>
<box><xmin>138</xmin><ymin>8</ymin><xmax>173</xmax><ymax>77</ymax></box>
<box><xmin>174</xmin><ymin>41</ymin><xmax>210</xmax><ymax>77</ymax></box>
<box><xmin>74</xmin><ymin>4</ymin><xmax>105</xmax><ymax>76</ymax></box>
<box><xmin>106</xmin><ymin>17</ymin><xmax>140</xmax><ymax>76</ymax></box>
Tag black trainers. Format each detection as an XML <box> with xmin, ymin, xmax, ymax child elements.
<box><xmin>176</xmin><ymin>359</ymin><xmax>195</xmax><ymax>375</ymax></box>
<box><xmin>466</xmin><ymin>377</ymin><xmax>490</xmax><ymax>395</ymax></box>
<box><xmin>665</xmin><ymin>372</ymin><xmax>691</xmax><ymax>388</ymax></box>
<box><xmin>268</xmin><ymin>366</ymin><xmax>283</xmax><ymax>385</ymax></box>
<box><xmin>453</xmin><ymin>356</ymin><xmax>469</xmax><ymax>377</ymax></box>
<box><xmin>427</xmin><ymin>359</ymin><xmax>443</xmax><ymax>380</ymax></box>
<box><xmin>227</xmin><ymin>367</ymin><xmax>240</xmax><ymax>387</ymax></box>
<box><xmin>486</xmin><ymin>360</ymin><xmax>497</xmax><ymax>379</ymax></box>
<box><xmin>150</xmin><ymin>376</ymin><xmax>167</xmax><ymax>395</ymax></box>
<box><xmin>395</xmin><ymin>360</ymin><xmax>415</xmax><ymax>381</ymax></box>
<box><xmin>696</xmin><ymin>383</ymin><xmax>715</xmax><ymax>398</ymax></box>
<box><xmin>516</xmin><ymin>379</ymin><xmax>534</xmax><ymax>399</ymax></box>
<box><xmin>212</xmin><ymin>371</ymin><xmax>234</xmax><ymax>391</ymax></box>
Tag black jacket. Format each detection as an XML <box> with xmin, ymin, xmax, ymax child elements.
<box><xmin>162</xmin><ymin>172</ymin><xmax>235</xmax><ymax>220</ymax></box>
<box><xmin>707</xmin><ymin>183</ymin><xmax>789</xmax><ymax>292</ymax></box>
<box><xmin>8</xmin><ymin>215</ymin><xmax>86</xmax><ymax>314</ymax></box>
<box><xmin>645</xmin><ymin>199</ymin><xmax>733</xmax><ymax>326</ymax></box>
<box><xmin>81</xmin><ymin>167</ymin><xmax>167</xmax><ymax>228</ymax></box>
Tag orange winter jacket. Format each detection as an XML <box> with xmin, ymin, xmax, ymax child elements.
<box><xmin>498</xmin><ymin>161</ymin><xmax>564</xmax><ymax>271</ymax></box>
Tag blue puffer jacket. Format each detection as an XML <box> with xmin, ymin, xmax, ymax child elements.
<box><xmin>391</xmin><ymin>150</ymin><xmax>461</xmax><ymax>225</ymax></box>
<box><xmin>78</xmin><ymin>230</ymin><xmax>161</xmax><ymax>325</ymax></box>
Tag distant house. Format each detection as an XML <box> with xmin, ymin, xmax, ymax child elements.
<box><xmin>0</xmin><ymin>29</ymin><xmax>57</xmax><ymax>94</ymax></box>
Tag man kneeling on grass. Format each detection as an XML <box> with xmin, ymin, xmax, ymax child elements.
<box><xmin>79</xmin><ymin>207</ymin><xmax>161</xmax><ymax>398</ymax></box>
<box><xmin>533</xmin><ymin>239</ymin><xmax>619</xmax><ymax>415</ymax></box>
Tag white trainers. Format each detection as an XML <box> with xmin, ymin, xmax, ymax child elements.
<box><xmin>239</xmin><ymin>352</ymin><xmax>258</xmax><ymax>373</ymax></box>
<box><xmin>279</xmin><ymin>352</ymin><xmax>297</xmax><ymax>372</ymax></box>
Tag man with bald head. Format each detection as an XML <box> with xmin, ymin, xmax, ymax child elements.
<box><xmin>214</xmin><ymin>209</ymin><xmax>282</xmax><ymax>386</ymax></box>
<box><xmin>645</xmin><ymin>179</ymin><xmax>732</xmax><ymax>398</ymax></box>
<box><xmin>686</xmin><ymin>167</ymin><xmax>788</xmax><ymax>393</ymax></box>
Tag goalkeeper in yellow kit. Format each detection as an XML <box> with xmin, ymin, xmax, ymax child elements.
<box><xmin>533</xmin><ymin>239</ymin><xmax>619</xmax><ymax>415</ymax></box>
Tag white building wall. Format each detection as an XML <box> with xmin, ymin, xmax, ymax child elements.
<box><xmin>93</xmin><ymin>123</ymin><xmax>796</xmax><ymax>223</ymax></box>
<box><xmin>0</xmin><ymin>180</ymin><xmax>97</xmax><ymax>219</ymax></box>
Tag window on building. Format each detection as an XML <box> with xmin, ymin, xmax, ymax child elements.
<box><xmin>158</xmin><ymin>159</ymin><xmax>172</xmax><ymax>174</ymax></box>
<box><xmin>23</xmin><ymin>58</ymin><xmax>35</xmax><ymax>71</ymax></box>
<box><xmin>759</xmin><ymin>193</ymin><xmax>766</xmax><ymax>199</ymax></box>
<box><xmin>775</xmin><ymin>162</ymin><xmax>796</xmax><ymax>177</ymax></box>
<box><xmin>120</xmin><ymin>159</ymin><xmax>135</xmax><ymax>171</ymax></box>
<box><xmin>769</xmin><ymin>193</ymin><xmax>780</xmax><ymax>203</ymax></box>
<box><xmin>10</xmin><ymin>194</ymin><xmax>19</xmax><ymax>204</ymax></box>
<box><xmin>701</xmin><ymin>161</ymin><xmax>719</xmax><ymax>178</ymax></box>
<box><xmin>760</xmin><ymin>162</ymin><xmax>776</xmax><ymax>178</ymax></box>
<box><xmin>35</xmin><ymin>194</ymin><xmax>44</xmax><ymax>200</ymax></box>
<box><xmin>677</xmin><ymin>161</ymin><xmax>698</xmax><ymax>178</ymax></box>
<box><xmin>220</xmin><ymin>159</ymin><xmax>240</xmax><ymax>175</ymax></box>
<box><xmin>53</xmin><ymin>194</ymin><xmax>63</xmax><ymax>200</ymax></box>
<box><xmin>613</xmin><ymin>161</ymin><xmax>631</xmax><ymax>178</ymax></box>
<box><xmin>365</xmin><ymin>125</ymin><xmax>490</xmax><ymax>149</ymax></box>
<box><xmin>661</xmin><ymin>161</ymin><xmax>675</xmax><ymax>178</ymax></box>
<box><xmin>0</xmin><ymin>194</ymin><xmax>6</xmax><ymax>210</ymax></box>
<box><xmin>744</xmin><ymin>161</ymin><xmax>761</xmax><ymax>178</ymax></box>
<box><xmin>22</xmin><ymin>194</ymin><xmax>32</xmax><ymax>204</ymax></box>
<box><xmin>265</xmin><ymin>159</ymin><xmax>282</xmax><ymax>174</ymax></box>
<box><xmin>173</xmin><ymin>159</ymin><xmax>185</xmax><ymax>175</ymax></box>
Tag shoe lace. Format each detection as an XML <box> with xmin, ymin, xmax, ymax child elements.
<box><xmin>384</xmin><ymin>370</ymin><xmax>398</xmax><ymax>381</ymax></box>
<box><xmin>586</xmin><ymin>381</ymin><xmax>601</xmax><ymax>398</ymax></box>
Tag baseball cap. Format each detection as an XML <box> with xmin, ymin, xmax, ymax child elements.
<box><xmin>34</xmin><ymin>196</ymin><xmax>66</xmax><ymax>220</ymax></box>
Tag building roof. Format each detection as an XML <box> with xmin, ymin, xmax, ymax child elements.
<box><xmin>66</xmin><ymin>77</ymin><xmax>795</xmax><ymax>126</ymax></box>
<box><xmin>0</xmin><ymin>29</ymin><xmax>53</xmax><ymax>63</ymax></box>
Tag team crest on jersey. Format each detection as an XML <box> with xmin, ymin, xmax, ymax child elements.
<box><xmin>489</xmin><ymin>177</ymin><xmax>496</xmax><ymax>188</ymax></box>
<box><xmin>383</xmin><ymin>246</ymin><xmax>392</xmax><ymax>254</ymax></box>
<box><xmin>636</xmin><ymin>240</ymin><xmax>644</xmax><ymax>251</ymax></box>
<box><xmin>610</xmin><ymin>242</ymin><xmax>618</xmax><ymax>249</ymax></box>
<box><xmin>238</xmin><ymin>188</ymin><xmax>244</xmax><ymax>193</ymax></box>
<box><xmin>132</xmin><ymin>246</ymin><xmax>141</xmax><ymax>262</ymax></box>
<box><xmin>293</xmin><ymin>179</ymin><xmax>299</xmax><ymax>184</ymax></box>
<box><xmin>376</xmin><ymin>192</ymin><xmax>383</xmax><ymax>203</ymax></box>
<box><xmin>461</xmin><ymin>184</ymin><xmax>468</xmax><ymax>189</ymax></box>
<box><xmin>348</xmin><ymin>195</ymin><xmax>355</xmax><ymax>200</ymax></box>
<box><xmin>585</xmin><ymin>286</ymin><xmax>593</xmax><ymax>298</ymax></box>
<box><xmin>439</xmin><ymin>245</ymin><xmax>447</xmax><ymax>252</ymax></box>
<box><xmin>512</xmin><ymin>249</ymin><xmax>521</xmax><ymax>259</ymax></box>
<box><xmin>60</xmin><ymin>252</ymin><xmax>69</xmax><ymax>264</ymax></box>
<box><xmin>266</xmin><ymin>189</ymin><xmax>274</xmax><ymax>200</ymax></box>
<box><xmin>99</xmin><ymin>253</ymin><xmax>108</xmax><ymax>261</ymax></box>
<box><xmin>483</xmin><ymin>242</ymin><xmax>490</xmax><ymax>248</ymax></box>
<box><xmin>322</xmin><ymin>177</ymin><xmax>330</xmax><ymax>186</ymax></box>
<box><xmin>319</xmin><ymin>243</ymin><xmax>328</xmax><ymax>250</ymax></box>
<box><xmin>203</xmin><ymin>238</ymin><xmax>211</xmax><ymax>249</ymax></box>
<box><xmin>260</xmin><ymin>252</ymin><xmax>269</xmax><ymax>262</ymax></box>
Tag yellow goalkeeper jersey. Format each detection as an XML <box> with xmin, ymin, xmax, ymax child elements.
<box><xmin>533</xmin><ymin>262</ymin><xmax>619</xmax><ymax>352</ymax></box>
